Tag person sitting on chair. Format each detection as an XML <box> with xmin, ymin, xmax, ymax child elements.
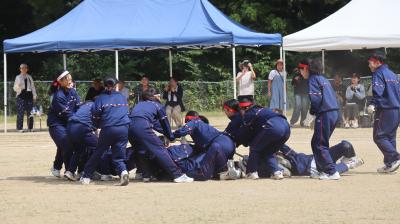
<box><xmin>344</xmin><ymin>73</ymin><xmax>366</xmax><ymax>128</ymax></box>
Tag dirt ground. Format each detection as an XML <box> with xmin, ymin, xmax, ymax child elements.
<box><xmin>0</xmin><ymin>114</ymin><xmax>399</xmax><ymax>224</ymax></box>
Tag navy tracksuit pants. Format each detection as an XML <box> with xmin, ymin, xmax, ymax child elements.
<box><xmin>312</xmin><ymin>110</ymin><xmax>338</xmax><ymax>175</ymax></box>
<box><xmin>247</xmin><ymin>116</ymin><xmax>290</xmax><ymax>174</ymax></box>
<box><xmin>83</xmin><ymin>125</ymin><xmax>128</xmax><ymax>178</ymax></box>
<box><xmin>209</xmin><ymin>134</ymin><xmax>235</xmax><ymax>159</ymax></box>
<box><xmin>67</xmin><ymin>122</ymin><xmax>98</xmax><ymax>173</ymax></box>
<box><xmin>129</xmin><ymin>118</ymin><xmax>182</xmax><ymax>179</ymax></box>
<box><xmin>49</xmin><ymin>125</ymin><xmax>73</xmax><ymax>171</ymax></box>
<box><xmin>373</xmin><ymin>109</ymin><xmax>400</xmax><ymax>165</ymax></box>
<box><xmin>16</xmin><ymin>97</ymin><xmax>33</xmax><ymax>130</ymax></box>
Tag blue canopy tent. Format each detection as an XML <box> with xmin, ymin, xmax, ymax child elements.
<box><xmin>3</xmin><ymin>0</ymin><xmax>282</xmax><ymax>132</ymax></box>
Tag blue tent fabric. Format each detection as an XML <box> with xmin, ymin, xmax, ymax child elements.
<box><xmin>3</xmin><ymin>0</ymin><xmax>281</xmax><ymax>53</ymax></box>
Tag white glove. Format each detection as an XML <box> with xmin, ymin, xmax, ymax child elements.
<box><xmin>367</xmin><ymin>105</ymin><xmax>375</xmax><ymax>114</ymax></box>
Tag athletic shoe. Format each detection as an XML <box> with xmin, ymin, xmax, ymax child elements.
<box><xmin>64</xmin><ymin>171</ymin><xmax>77</xmax><ymax>181</ymax></box>
<box><xmin>227</xmin><ymin>160</ymin><xmax>241</xmax><ymax>180</ymax></box>
<box><xmin>245</xmin><ymin>172</ymin><xmax>259</xmax><ymax>180</ymax></box>
<box><xmin>276</xmin><ymin>154</ymin><xmax>292</xmax><ymax>170</ymax></box>
<box><xmin>346</xmin><ymin>157</ymin><xmax>364</xmax><ymax>169</ymax></box>
<box><xmin>278</xmin><ymin>164</ymin><xmax>291</xmax><ymax>177</ymax></box>
<box><xmin>271</xmin><ymin>170</ymin><xmax>284</xmax><ymax>180</ymax></box>
<box><xmin>17</xmin><ymin>129</ymin><xmax>25</xmax><ymax>133</ymax></box>
<box><xmin>134</xmin><ymin>173</ymin><xmax>143</xmax><ymax>180</ymax></box>
<box><xmin>377</xmin><ymin>160</ymin><xmax>400</xmax><ymax>174</ymax></box>
<box><xmin>351</xmin><ymin>120</ymin><xmax>359</xmax><ymax>128</ymax></box>
<box><xmin>142</xmin><ymin>176</ymin><xmax>158</xmax><ymax>182</ymax></box>
<box><xmin>238</xmin><ymin>158</ymin><xmax>247</xmax><ymax>176</ymax></box>
<box><xmin>50</xmin><ymin>167</ymin><xmax>61</xmax><ymax>178</ymax></box>
<box><xmin>319</xmin><ymin>171</ymin><xmax>340</xmax><ymax>180</ymax></box>
<box><xmin>75</xmin><ymin>172</ymin><xmax>83</xmax><ymax>180</ymax></box>
<box><xmin>80</xmin><ymin>177</ymin><xmax>91</xmax><ymax>185</ymax></box>
<box><xmin>115</xmin><ymin>170</ymin><xmax>129</xmax><ymax>186</ymax></box>
<box><xmin>310</xmin><ymin>171</ymin><xmax>320</xmax><ymax>179</ymax></box>
<box><xmin>100</xmin><ymin>175</ymin><xmax>113</xmax><ymax>181</ymax></box>
<box><xmin>174</xmin><ymin>174</ymin><xmax>194</xmax><ymax>183</ymax></box>
<box><xmin>92</xmin><ymin>171</ymin><xmax>101</xmax><ymax>180</ymax></box>
<box><xmin>344</xmin><ymin>122</ymin><xmax>350</xmax><ymax>129</ymax></box>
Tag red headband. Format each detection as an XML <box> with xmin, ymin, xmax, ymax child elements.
<box><xmin>368</xmin><ymin>57</ymin><xmax>383</xmax><ymax>64</ymax></box>
<box><xmin>239</xmin><ymin>102</ymin><xmax>252</xmax><ymax>108</ymax></box>
<box><xmin>223</xmin><ymin>105</ymin><xmax>237</xmax><ymax>113</ymax></box>
<box><xmin>298</xmin><ymin>63</ymin><xmax>308</xmax><ymax>69</ymax></box>
<box><xmin>185</xmin><ymin>115</ymin><xmax>199</xmax><ymax>122</ymax></box>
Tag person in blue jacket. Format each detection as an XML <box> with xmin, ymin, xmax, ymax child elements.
<box><xmin>47</xmin><ymin>70</ymin><xmax>80</xmax><ymax>178</ymax></box>
<box><xmin>81</xmin><ymin>77</ymin><xmax>130</xmax><ymax>186</ymax></box>
<box><xmin>367</xmin><ymin>53</ymin><xmax>400</xmax><ymax>173</ymax></box>
<box><xmin>128</xmin><ymin>87</ymin><xmax>193</xmax><ymax>183</ymax></box>
<box><xmin>238</xmin><ymin>97</ymin><xmax>290</xmax><ymax>180</ymax></box>
<box><xmin>222</xmin><ymin>99</ymin><xmax>252</xmax><ymax>148</ymax></box>
<box><xmin>64</xmin><ymin>101</ymin><xmax>98</xmax><ymax>181</ymax></box>
<box><xmin>298</xmin><ymin>59</ymin><xmax>340</xmax><ymax>180</ymax></box>
<box><xmin>173</xmin><ymin>111</ymin><xmax>239</xmax><ymax>180</ymax></box>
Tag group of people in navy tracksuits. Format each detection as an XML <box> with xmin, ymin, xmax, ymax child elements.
<box><xmin>47</xmin><ymin>54</ymin><xmax>400</xmax><ymax>186</ymax></box>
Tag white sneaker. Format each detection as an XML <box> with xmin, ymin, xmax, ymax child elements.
<box><xmin>100</xmin><ymin>175</ymin><xmax>113</xmax><ymax>181</ymax></box>
<box><xmin>115</xmin><ymin>170</ymin><xmax>129</xmax><ymax>186</ymax></box>
<box><xmin>377</xmin><ymin>160</ymin><xmax>400</xmax><ymax>174</ymax></box>
<box><xmin>245</xmin><ymin>172</ymin><xmax>259</xmax><ymax>180</ymax></box>
<box><xmin>238</xmin><ymin>157</ymin><xmax>248</xmax><ymax>175</ymax></box>
<box><xmin>351</xmin><ymin>120</ymin><xmax>359</xmax><ymax>128</ymax></box>
<box><xmin>276</xmin><ymin>155</ymin><xmax>292</xmax><ymax>169</ymax></box>
<box><xmin>319</xmin><ymin>171</ymin><xmax>340</xmax><ymax>180</ymax></box>
<box><xmin>278</xmin><ymin>164</ymin><xmax>291</xmax><ymax>177</ymax></box>
<box><xmin>75</xmin><ymin>172</ymin><xmax>83</xmax><ymax>180</ymax></box>
<box><xmin>344</xmin><ymin>122</ymin><xmax>350</xmax><ymax>129</ymax></box>
<box><xmin>50</xmin><ymin>167</ymin><xmax>61</xmax><ymax>178</ymax></box>
<box><xmin>346</xmin><ymin>157</ymin><xmax>364</xmax><ymax>169</ymax></box>
<box><xmin>226</xmin><ymin>160</ymin><xmax>241</xmax><ymax>180</ymax></box>
<box><xmin>80</xmin><ymin>177</ymin><xmax>91</xmax><ymax>185</ymax></box>
<box><xmin>271</xmin><ymin>170</ymin><xmax>284</xmax><ymax>180</ymax></box>
<box><xmin>174</xmin><ymin>174</ymin><xmax>194</xmax><ymax>183</ymax></box>
<box><xmin>64</xmin><ymin>171</ymin><xmax>77</xmax><ymax>181</ymax></box>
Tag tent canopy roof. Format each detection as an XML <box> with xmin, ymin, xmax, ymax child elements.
<box><xmin>3</xmin><ymin>0</ymin><xmax>281</xmax><ymax>53</ymax></box>
<box><xmin>283</xmin><ymin>0</ymin><xmax>400</xmax><ymax>52</ymax></box>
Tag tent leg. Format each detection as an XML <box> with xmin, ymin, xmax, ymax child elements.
<box><xmin>322</xmin><ymin>50</ymin><xmax>325</xmax><ymax>74</ymax></box>
<box><xmin>282</xmin><ymin>47</ymin><xmax>287</xmax><ymax>116</ymax></box>
<box><xmin>3</xmin><ymin>53</ymin><xmax>7</xmax><ymax>133</ymax></box>
<box><xmin>63</xmin><ymin>53</ymin><xmax>67</xmax><ymax>70</ymax></box>
<box><xmin>169</xmin><ymin>49</ymin><xmax>173</xmax><ymax>78</ymax></box>
<box><xmin>115</xmin><ymin>50</ymin><xmax>119</xmax><ymax>80</ymax></box>
<box><xmin>232</xmin><ymin>46</ymin><xmax>237</xmax><ymax>99</ymax></box>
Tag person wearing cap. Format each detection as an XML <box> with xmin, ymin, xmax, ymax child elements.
<box><xmin>367</xmin><ymin>54</ymin><xmax>400</xmax><ymax>173</ymax></box>
<box><xmin>47</xmin><ymin>70</ymin><xmax>80</xmax><ymax>178</ymax></box>
<box><xmin>236</xmin><ymin>60</ymin><xmax>256</xmax><ymax>103</ymax></box>
<box><xmin>13</xmin><ymin>64</ymin><xmax>37</xmax><ymax>132</ymax></box>
<box><xmin>237</xmin><ymin>96</ymin><xmax>290</xmax><ymax>180</ymax></box>
<box><xmin>268</xmin><ymin>59</ymin><xmax>286</xmax><ymax>110</ymax></box>
<box><xmin>344</xmin><ymin>73</ymin><xmax>366</xmax><ymax>128</ymax></box>
<box><xmin>128</xmin><ymin>87</ymin><xmax>194</xmax><ymax>183</ymax></box>
<box><xmin>64</xmin><ymin>100</ymin><xmax>98</xmax><ymax>181</ymax></box>
<box><xmin>172</xmin><ymin>111</ymin><xmax>239</xmax><ymax>180</ymax></box>
<box><xmin>298</xmin><ymin>59</ymin><xmax>340</xmax><ymax>180</ymax></box>
<box><xmin>81</xmin><ymin>77</ymin><xmax>130</xmax><ymax>186</ymax></box>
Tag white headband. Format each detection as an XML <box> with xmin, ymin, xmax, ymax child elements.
<box><xmin>57</xmin><ymin>71</ymin><xmax>70</xmax><ymax>81</ymax></box>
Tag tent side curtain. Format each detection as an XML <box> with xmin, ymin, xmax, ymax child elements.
<box><xmin>283</xmin><ymin>0</ymin><xmax>400</xmax><ymax>52</ymax></box>
<box><xmin>3</xmin><ymin>0</ymin><xmax>281</xmax><ymax>53</ymax></box>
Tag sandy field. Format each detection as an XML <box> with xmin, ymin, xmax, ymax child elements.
<box><xmin>0</xmin><ymin>114</ymin><xmax>399</xmax><ymax>224</ymax></box>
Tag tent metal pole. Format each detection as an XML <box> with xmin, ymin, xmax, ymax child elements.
<box><xmin>115</xmin><ymin>50</ymin><xmax>119</xmax><ymax>80</ymax></box>
<box><xmin>322</xmin><ymin>50</ymin><xmax>325</xmax><ymax>74</ymax></box>
<box><xmin>169</xmin><ymin>49</ymin><xmax>173</xmax><ymax>78</ymax></box>
<box><xmin>282</xmin><ymin>47</ymin><xmax>287</xmax><ymax>116</ymax></box>
<box><xmin>3</xmin><ymin>53</ymin><xmax>7</xmax><ymax>133</ymax></box>
<box><xmin>63</xmin><ymin>53</ymin><xmax>67</xmax><ymax>70</ymax></box>
<box><xmin>232</xmin><ymin>46</ymin><xmax>237</xmax><ymax>99</ymax></box>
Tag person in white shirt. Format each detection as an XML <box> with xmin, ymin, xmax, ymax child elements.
<box><xmin>268</xmin><ymin>59</ymin><xmax>286</xmax><ymax>110</ymax></box>
<box><xmin>236</xmin><ymin>60</ymin><xmax>256</xmax><ymax>102</ymax></box>
<box><xmin>13</xmin><ymin>64</ymin><xmax>37</xmax><ymax>132</ymax></box>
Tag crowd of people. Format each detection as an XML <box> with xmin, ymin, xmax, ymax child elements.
<box><xmin>10</xmin><ymin>52</ymin><xmax>398</xmax><ymax>186</ymax></box>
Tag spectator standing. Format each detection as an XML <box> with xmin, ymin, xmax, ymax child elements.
<box><xmin>236</xmin><ymin>60</ymin><xmax>256</xmax><ymax>102</ymax></box>
<box><xmin>268</xmin><ymin>59</ymin><xmax>286</xmax><ymax>110</ymax></box>
<box><xmin>332</xmin><ymin>74</ymin><xmax>347</xmax><ymax>127</ymax></box>
<box><xmin>289</xmin><ymin>68</ymin><xmax>309</xmax><ymax>127</ymax></box>
<box><xmin>85</xmin><ymin>79</ymin><xmax>104</xmax><ymax>101</ymax></box>
<box><xmin>344</xmin><ymin>73</ymin><xmax>366</xmax><ymax>128</ymax></box>
<box><xmin>134</xmin><ymin>75</ymin><xmax>151</xmax><ymax>104</ymax></box>
<box><xmin>13</xmin><ymin>64</ymin><xmax>37</xmax><ymax>132</ymax></box>
<box><xmin>163</xmin><ymin>77</ymin><xmax>185</xmax><ymax>127</ymax></box>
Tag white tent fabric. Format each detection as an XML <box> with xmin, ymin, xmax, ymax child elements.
<box><xmin>283</xmin><ymin>0</ymin><xmax>400</xmax><ymax>52</ymax></box>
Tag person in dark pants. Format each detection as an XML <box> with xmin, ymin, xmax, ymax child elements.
<box><xmin>65</xmin><ymin>101</ymin><xmax>98</xmax><ymax>181</ymax></box>
<box><xmin>47</xmin><ymin>71</ymin><xmax>80</xmax><ymax>178</ymax></box>
<box><xmin>332</xmin><ymin>74</ymin><xmax>347</xmax><ymax>127</ymax></box>
<box><xmin>290</xmin><ymin>68</ymin><xmax>309</xmax><ymax>127</ymax></box>
<box><xmin>85</xmin><ymin>78</ymin><xmax>104</xmax><ymax>101</ymax></box>
<box><xmin>367</xmin><ymin>53</ymin><xmax>400</xmax><ymax>173</ymax></box>
<box><xmin>128</xmin><ymin>88</ymin><xmax>193</xmax><ymax>183</ymax></box>
<box><xmin>134</xmin><ymin>75</ymin><xmax>151</xmax><ymax>104</ymax></box>
<box><xmin>81</xmin><ymin>78</ymin><xmax>130</xmax><ymax>186</ymax></box>
<box><xmin>299</xmin><ymin>59</ymin><xmax>340</xmax><ymax>180</ymax></box>
<box><xmin>344</xmin><ymin>73</ymin><xmax>366</xmax><ymax>128</ymax></box>
<box><xmin>13</xmin><ymin>64</ymin><xmax>37</xmax><ymax>132</ymax></box>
